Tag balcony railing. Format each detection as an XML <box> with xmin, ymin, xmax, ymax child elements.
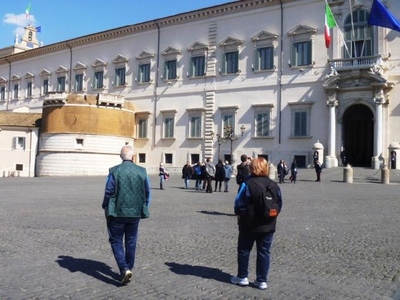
<box><xmin>43</xmin><ymin>91</ymin><xmax>67</xmax><ymax>105</ymax></box>
<box><xmin>97</xmin><ymin>93</ymin><xmax>124</xmax><ymax>107</ymax></box>
<box><xmin>328</xmin><ymin>55</ymin><xmax>386</xmax><ymax>71</ymax></box>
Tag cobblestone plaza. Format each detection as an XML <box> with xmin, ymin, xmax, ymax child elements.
<box><xmin>0</xmin><ymin>168</ymin><xmax>399</xmax><ymax>299</ymax></box>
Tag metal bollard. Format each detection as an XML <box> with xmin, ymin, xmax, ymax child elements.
<box><xmin>381</xmin><ymin>166</ymin><xmax>390</xmax><ymax>184</ymax></box>
<box><xmin>268</xmin><ymin>164</ymin><xmax>276</xmax><ymax>180</ymax></box>
<box><xmin>343</xmin><ymin>165</ymin><xmax>353</xmax><ymax>183</ymax></box>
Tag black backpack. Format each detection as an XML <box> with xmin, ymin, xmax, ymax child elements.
<box><xmin>253</xmin><ymin>181</ymin><xmax>280</xmax><ymax>218</ymax></box>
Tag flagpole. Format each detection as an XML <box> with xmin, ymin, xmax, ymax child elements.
<box><xmin>324</xmin><ymin>0</ymin><xmax>351</xmax><ymax>58</ymax></box>
<box><xmin>348</xmin><ymin>0</ymin><xmax>356</xmax><ymax>57</ymax></box>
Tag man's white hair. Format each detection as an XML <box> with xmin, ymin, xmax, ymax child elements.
<box><xmin>120</xmin><ymin>145</ymin><xmax>134</xmax><ymax>161</ymax></box>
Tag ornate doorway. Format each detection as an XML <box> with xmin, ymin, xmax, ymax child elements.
<box><xmin>342</xmin><ymin>104</ymin><xmax>374</xmax><ymax>167</ymax></box>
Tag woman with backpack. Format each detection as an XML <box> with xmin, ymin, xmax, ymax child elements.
<box><xmin>231</xmin><ymin>157</ymin><xmax>283</xmax><ymax>290</ymax></box>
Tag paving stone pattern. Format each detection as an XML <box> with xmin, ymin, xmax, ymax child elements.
<box><xmin>0</xmin><ymin>168</ymin><xmax>399</xmax><ymax>300</ymax></box>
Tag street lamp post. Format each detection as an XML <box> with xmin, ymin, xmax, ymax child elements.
<box><xmin>210</xmin><ymin>132</ymin><xmax>222</xmax><ymax>160</ymax></box>
<box><xmin>222</xmin><ymin>124</ymin><xmax>246</xmax><ymax>164</ymax></box>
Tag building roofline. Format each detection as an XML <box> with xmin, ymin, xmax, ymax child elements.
<box><xmin>0</xmin><ymin>0</ymin><xmax>285</xmax><ymax>65</ymax></box>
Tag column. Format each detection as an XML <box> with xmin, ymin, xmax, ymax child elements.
<box><xmin>372</xmin><ymin>89</ymin><xmax>384</xmax><ymax>169</ymax></box>
<box><xmin>324</xmin><ymin>96</ymin><xmax>338</xmax><ymax>168</ymax></box>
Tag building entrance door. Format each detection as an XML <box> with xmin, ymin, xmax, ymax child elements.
<box><xmin>342</xmin><ymin>104</ymin><xmax>374</xmax><ymax>167</ymax></box>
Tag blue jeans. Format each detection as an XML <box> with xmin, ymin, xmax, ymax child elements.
<box><xmin>236</xmin><ymin>232</ymin><xmax>274</xmax><ymax>282</ymax></box>
<box><xmin>107</xmin><ymin>217</ymin><xmax>140</xmax><ymax>274</ymax></box>
<box><xmin>224</xmin><ymin>178</ymin><xmax>230</xmax><ymax>192</ymax></box>
<box><xmin>195</xmin><ymin>179</ymin><xmax>202</xmax><ymax>190</ymax></box>
<box><xmin>184</xmin><ymin>177</ymin><xmax>190</xmax><ymax>188</ymax></box>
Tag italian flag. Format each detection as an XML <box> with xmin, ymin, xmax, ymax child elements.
<box><xmin>325</xmin><ymin>3</ymin><xmax>336</xmax><ymax>48</ymax></box>
<box><xmin>25</xmin><ymin>2</ymin><xmax>31</xmax><ymax>18</ymax></box>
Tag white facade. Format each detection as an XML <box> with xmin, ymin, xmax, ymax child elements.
<box><xmin>0</xmin><ymin>0</ymin><xmax>399</xmax><ymax>175</ymax></box>
<box><xmin>37</xmin><ymin>134</ymin><xmax>130</xmax><ymax>176</ymax></box>
<box><xmin>0</xmin><ymin>115</ymin><xmax>40</xmax><ymax>177</ymax></box>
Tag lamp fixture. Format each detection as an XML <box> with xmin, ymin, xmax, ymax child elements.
<box><xmin>240</xmin><ymin>124</ymin><xmax>246</xmax><ymax>136</ymax></box>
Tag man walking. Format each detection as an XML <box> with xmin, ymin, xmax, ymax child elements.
<box><xmin>102</xmin><ymin>145</ymin><xmax>151</xmax><ymax>285</ymax></box>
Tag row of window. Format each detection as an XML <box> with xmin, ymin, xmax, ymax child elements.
<box><xmin>73</xmin><ymin>142</ymin><xmax>308</xmax><ymax>167</ymax></box>
<box><xmin>0</xmin><ymin>26</ymin><xmax>318</xmax><ymax>100</ymax></box>
<box><xmin>0</xmin><ymin>43</ymin><xmax>304</xmax><ymax>100</ymax></box>
<box><xmin>0</xmin><ymin>8</ymin><xmax>374</xmax><ymax>100</ymax></box>
<box><xmin>137</xmin><ymin>105</ymin><xmax>312</xmax><ymax>140</ymax></box>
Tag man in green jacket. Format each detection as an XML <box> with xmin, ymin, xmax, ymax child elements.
<box><xmin>102</xmin><ymin>145</ymin><xmax>151</xmax><ymax>285</ymax></box>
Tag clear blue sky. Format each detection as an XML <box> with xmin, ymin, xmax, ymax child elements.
<box><xmin>0</xmin><ymin>0</ymin><xmax>235</xmax><ymax>49</ymax></box>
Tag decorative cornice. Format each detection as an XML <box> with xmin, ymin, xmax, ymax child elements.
<box><xmin>0</xmin><ymin>0</ymin><xmax>285</xmax><ymax>65</ymax></box>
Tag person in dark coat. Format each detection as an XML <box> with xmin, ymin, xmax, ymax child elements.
<box><xmin>231</xmin><ymin>157</ymin><xmax>283</xmax><ymax>290</ymax></box>
<box><xmin>214</xmin><ymin>159</ymin><xmax>225</xmax><ymax>192</ymax></box>
<box><xmin>340</xmin><ymin>146</ymin><xmax>347</xmax><ymax>167</ymax></box>
<box><xmin>182</xmin><ymin>161</ymin><xmax>193</xmax><ymax>189</ymax></box>
<box><xmin>290</xmin><ymin>158</ymin><xmax>297</xmax><ymax>183</ymax></box>
<box><xmin>313</xmin><ymin>151</ymin><xmax>319</xmax><ymax>165</ymax></box>
<box><xmin>277</xmin><ymin>159</ymin><xmax>287</xmax><ymax>184</ymax></box>
<box><xmin>315</xmin><ymin>160</ymin><xmax>322</xmax><ymax>182</ymax></box>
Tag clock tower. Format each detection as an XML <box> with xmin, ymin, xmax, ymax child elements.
<box><xmin>17</xmin><ymin>25</ymin><xmax>40</xmax><ymax>49</ymax></box>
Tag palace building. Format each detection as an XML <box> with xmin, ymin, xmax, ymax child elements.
<box><xmin>0</xmin><ymin>0</ymin><xmax>399</xmax><ymax>176</ymax></box>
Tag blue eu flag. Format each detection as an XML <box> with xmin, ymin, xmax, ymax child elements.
<box><xmin>368</xmin><ymin>0</ymin><xmax>400</xmax><ymax>32</ymax></box>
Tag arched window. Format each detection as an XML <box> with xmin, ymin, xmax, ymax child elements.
<box><xmin>344</xmin><ymin>9</ymin><xmax>374</xmax><ymax>58</ymax></box>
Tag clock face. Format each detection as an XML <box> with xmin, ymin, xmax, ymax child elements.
<box><xmin>28</xmin><ymin>31</ymin><xmax>33</xmax><ymax>41</ymax></box>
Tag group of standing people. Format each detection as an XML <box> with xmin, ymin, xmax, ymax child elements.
<box><xmin>277</xmin><ymin>158</ymin><xmax>298</xmax><ymax>184</ymax></box>
<box><xmin>181</xmin><ymin>158</ymin><xmax>234</xmax><ymax>193</ymax></box>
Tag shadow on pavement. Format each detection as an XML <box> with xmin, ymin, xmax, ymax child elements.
<box><xmin>56</xmin><ymin>255</ymin><xmax>120</xmax><ymax>286</ymax></box>
<box><xmin>198</xmin><ymin>210</ymin><xmax>235</xmax><ymax>217</ymax></box>
<box><xmin>165</xmin><ymin>262</ymin><xmax>231</xmax><ymax>283</ymax></box>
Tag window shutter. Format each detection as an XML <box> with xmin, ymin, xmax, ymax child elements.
<box><xmin>221</xmin><ymin>54</ymin><xmax>226</xmax><ymax>74</ymax></box>
<box><xmin>254</xmin><ymin>48</ymin><xmax>260</xmax><ymax>71</ymax></box>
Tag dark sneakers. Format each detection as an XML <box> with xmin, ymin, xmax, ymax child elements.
<box><xmin>120</xmin><ymin>269</ymin><xmax>132</xmax><ymax>285</ymax></box>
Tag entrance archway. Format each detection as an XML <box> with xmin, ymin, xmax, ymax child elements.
<box><xmin>342</xmin><ymin>104</ymin><xmax>374</xmax><ymax>167</ymax></box>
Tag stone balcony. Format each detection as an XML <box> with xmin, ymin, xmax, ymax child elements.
<box><xmin>328</xmin><ymin>55</ymin><xmax>388</xmax><ymax>74</ymax></box>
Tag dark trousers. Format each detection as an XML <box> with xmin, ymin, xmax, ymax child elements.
<box><xmin>206</xmin><ymin>176</ymin><xmax>213</xmax><ymax>193</ymax></box>
<box><xmin>107</xmin><ymin>217</ymin><xmax>140</xmax><ymax>274</ymax></box>
<box><xmin>214</xmin><ymin>180</ymin><xmax>222</xmax><ymax>191</ymax></box>
<box><xmin>236</xmin><ymin>232</ymin><xmax>274</xmax><ymax>282</ymax></box>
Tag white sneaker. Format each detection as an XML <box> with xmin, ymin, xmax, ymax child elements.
<box><xmin>230</xmin><ymin>276</ymin><xmax>249</xmax><ymax>286</ymax></box>
<box><xmin>120</xmin><ymin>269</ymin><xmax>132</xmax><ymax>284</ymax></box>
<box><xmin>254</xmin><ymin>280</ymin><xmax>267</xmax><ymax>290</ymax></box>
